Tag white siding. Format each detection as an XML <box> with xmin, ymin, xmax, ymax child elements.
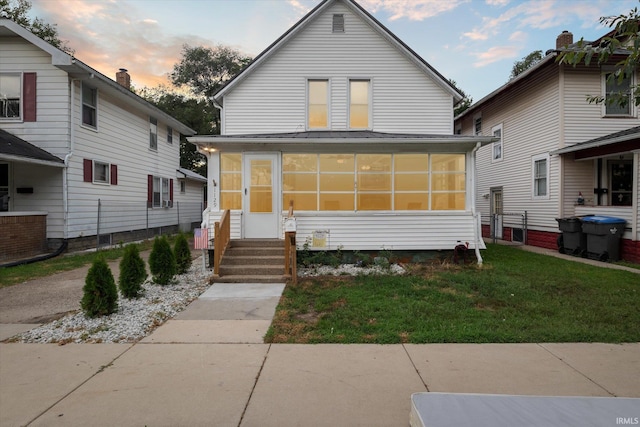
<box><xmin>223</xmin><ymin>2</ymin><xmax>453</xmax><ymax>135</ymax></box>
<box><xmin>175</xmin><ymin>179</ymin><xmax>205</xmax><ymax>231</ymax></box>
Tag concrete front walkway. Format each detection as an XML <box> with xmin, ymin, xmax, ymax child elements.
<box><xmin>1</xmin><ymin>280</ymin><xmax>639</xmax><ymax>427</ymax></box>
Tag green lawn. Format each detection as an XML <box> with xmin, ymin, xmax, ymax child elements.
<box><xmin>265</xmin><ymin>244</ymin><xmax>640</xmax><ymax>344</ymax></box>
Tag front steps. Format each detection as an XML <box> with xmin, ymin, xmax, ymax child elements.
<box><xmin>213</xmin><ymin>239</ymin><xmax>287</xmax><ymax>283</ymax></box>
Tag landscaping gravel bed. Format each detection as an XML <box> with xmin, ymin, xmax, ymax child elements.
<box><xmin>13</xmin><ymin>262</ymin><xmax>210</xmax><ymax>344</ymax></box>
<box><xmin>299</xmin><ymin>263</ymin><xmax>405</xmax><ymax>277</ymax></box>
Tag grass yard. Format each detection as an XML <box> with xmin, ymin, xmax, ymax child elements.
<box><xmin>265</xmin><ymin>244</ymin><xmax>640</xmax><ymax>344</ymax></box>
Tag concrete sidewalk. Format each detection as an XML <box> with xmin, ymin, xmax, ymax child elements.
<box><xmin>1</xmin><ymin>280</ymin><xmax>639</xmax><ymax>427</ymax></box>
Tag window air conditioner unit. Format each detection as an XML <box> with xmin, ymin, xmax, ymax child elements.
<box><xmin>163</xmin><ymin>200</ymin><xmax>171</xmax><ymax>208</ymax></box>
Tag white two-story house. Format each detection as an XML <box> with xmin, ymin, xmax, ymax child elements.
<box><xmin>189</xmin><ymin>0</ymin><xmax>495</xmax><ymax>258</ymax></box>
<box><xmin>455</xmin><ymin>30</ymin><xmax>640</xmax><ymax>263</ymax></box>
<box><xmin>0</xmin><ymin>19</ymin><xmax>202</xmax><ymax>263</ymax></box>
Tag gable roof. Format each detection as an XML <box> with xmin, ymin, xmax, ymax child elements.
<box><xmin>0</xmin><ymin>18</ymin><xmax>196</xmax><ymax>136</ymax></box>
<box><xmin>177</xmin><ymin>167</ymin><xmax>207</xmax><ymax>182</ymax></box>
<box><xmin>213</xmin><ymin>0</ymin><xmax>463</xmax><ymax>104</ymax></box>
<box><xmin>0</xmin><ymin>129</ymin><xmax>65</xmax><ymax>167</ymax></box>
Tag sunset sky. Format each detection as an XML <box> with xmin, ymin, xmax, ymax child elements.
<box><xmin>29</xmin><ymin>0</ymin><xmax>633</xmax><ymax>102</ymax></box>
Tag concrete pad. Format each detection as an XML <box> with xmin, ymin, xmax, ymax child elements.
<box><xmin>175</xmin><ymin>297</ymin><xmax>281</xmax><ymax>320</ymax></box>
<box><xmin>242</xmin><ymin>344</ymin><xmax>426</xmax><ymax>427</ymax></box>
<box><xmin>201</xmin><ymin>282</ymin><xmax>286</xmax><ymax>299</ymax></box>
<box><xmin>31</xmin><ymin>344</ymin><xmax>268</xmax><ymax>427</ymax></box>
<box><xmin>0</xmin><ymin>343</ymin><xmax>130</xmax><ymax>427</ymax></box>
<box><xmin>404</xmin><ymin>344</ymin><xmax>610</xmax><ymax>396</ymax></box>
<box><xmin>0</xmin><ymin>323</ymin><xmax>40</xmax><ymax>341</ymax></box>
<box><xmin>541</xmin><ymin>343</ymin><xmax>640</xmax><ymax>397</ymax></box>
<box><xmin>141</xmin><ymin>319</ymin><xmax>272</xmax><ymax>343</ymax></box>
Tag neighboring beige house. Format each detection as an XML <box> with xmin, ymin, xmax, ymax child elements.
<box><xmin>455</xmin><ymin>30</ymin><xmax>640</xmax><ymax>263</ymax></box>
<box><xmin>189</xmin><ymin>0</ymin><xmax>495</xmax><ymax>258</ymax></box>
<box><xmin>0</xmin><ymin>19</ymin><xmax>201</xmax><ymax>263</ymax></box>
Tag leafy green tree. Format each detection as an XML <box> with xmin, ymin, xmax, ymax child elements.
<box><xmin>174</xmin><ymin>234</ymin><xmax>192</xmax><ymax>275</ymax></box>
<box><xmin>0</xmin><ymin>0</ymin><xmax>73</xmax><ymax>54</ymax></box>
<box><xmin>450</xmin><ymin>79</ymin><xmax>473</xmax><ymax>116</ymax></box>
<box><xmin>510</xmin><ymin>50</ymin><xmax>543</xmax><ymax>80</ymax></box>
<box><xmin>118</xmin><ymin>244</ymin><xmax>147</xmax><ymax>299</ymax></box>
<box><xmin>81</xmin><ymin>256</ymin><xmax>118</xmax><ymax>317</ymax></box>
<box><xmin>556</xmin><ymin>7</ymin><xmax>640</xmax><ymax>108</ymax></box>
<box><xmin>148</xmin><ymin>236</ymin><xmax>176</xmax><ymax>285</ymax></box>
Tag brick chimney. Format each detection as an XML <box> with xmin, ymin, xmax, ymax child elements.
<box><xmin>116</xmin><ymin>68</ymin><xmax>130</xmax><ymax>89</ymax></box>
<box><xmin>556</xmin><ymin>30</ymin><xmax>573</xmax><ymax>49</ymax></box>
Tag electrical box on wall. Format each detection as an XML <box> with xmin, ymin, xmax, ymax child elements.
<box><xmin>16</xmin><ymin>187</ymin><xmax>33</xmax><ymax>194</ymax></box>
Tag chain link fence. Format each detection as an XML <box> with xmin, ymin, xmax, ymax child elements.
<box><xmin>482</xmin><ymin>211</ymin><xmax>528</xmax><ymax>245</ymax></box>
<box><xmin>96</xmin><ymin>200</ymin><xmax>204</xmax><ymax>249</ymax></box>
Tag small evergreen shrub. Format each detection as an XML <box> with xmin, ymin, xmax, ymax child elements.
<box><xmin>119</xmin><ymin>244</ymin><xmax>147</xmax><ymax>298</ymax></box>
<box><xmin>148</xmin><ymin>236</ymin><xmax>176</xmax><ymax>285</ymax></box>
<box><xmin>174</xmin><ymin>234</ymin><xmax>192</xmax><ymax>274</ymax></box>
<box><xmin>81</xmin><ymin>256</ymin><xmax>118</xmax><ymax>317</ymax></box>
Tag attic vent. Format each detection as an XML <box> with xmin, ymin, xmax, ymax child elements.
<box><xmin>332</xmin><ymin>14</ymin><xmax>344</xmax><ymax>33</ymax></box>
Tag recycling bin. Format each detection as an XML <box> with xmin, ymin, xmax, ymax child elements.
<box><xmin>580</xmin><ymin>216</ymin><xmax>626</xmax><ymax>262</ymax></box>
<box><xmin>555</xmin><ymin>216</ymin><xmax>587</xmax><ymax>256</ymax></box>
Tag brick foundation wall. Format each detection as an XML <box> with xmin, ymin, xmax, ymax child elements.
<box><xmin>0</xmin><ymin>214</ymin><xmax>47</xmax><ymax>262</ymax></box>
<box><xmin>621</xmin><ymin>239</ymin><xmax>640</xmax><ymax>264</ymax></box>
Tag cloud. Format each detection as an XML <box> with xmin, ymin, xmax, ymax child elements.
<box><xmin>509</xmin><ymin>30</ymin><xmax>527</xmax><ymax>42</ymax></box>
<box><xmin>486</xmin><ymin>0</ymin><xmax>510</xmax><ymax>6</ymax></box>
<box><xmin>360</xmin><ymin>0</ymin><xmax>468</xmax><ymax>21</ymax></box>
<box><xmin>473</xmin><ymin>45</ymin><xmax>519</xmax><ymax>67</ymax></box>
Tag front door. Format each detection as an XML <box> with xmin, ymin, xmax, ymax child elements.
<box><xmin>490</xmin><ymin>187</ymin><xmax>503</xmax><ymax>240</ymax></box>
<box><xmin>243</xmin><ymin>153</ymin><xmax>279</xmax><ymax>238</ymax></box>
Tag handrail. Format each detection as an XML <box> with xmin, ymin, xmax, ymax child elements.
<box><xmin>284</xmin><ymin>200</ymin><xmax>297</xmax><ymax>284</ymax></box>
<box><xmin>213</xmin><ymin>209</ymin><xmax>231</xmax><ymax>276</ymax></box>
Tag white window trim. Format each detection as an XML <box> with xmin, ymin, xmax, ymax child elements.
<box><xmin>93</xmin><ymin>160</ymin><xmax>110</xmax><ymax>185</ymax></box>
<box><xmin>473</xmin><ymin>113</ymin><xmax>482</xmax><ymax>136</ymax></box>
<box><xmin>180</xmin><ymin>180</ymin><xmax>186</xmax><ymax>194</ymax></box>
<box><xmin>167</xmin><ymin>125</ymin><xmax>173</xmax><ymax>144</ymax></box>
<box><xmin>532</xmin><ymin>153</ymin><xmax>549</xmax><ymax>199</ymax></box>
<box><xmin>149</xmin><ymin>117</ymin><xmax>158</xmax><ymax>151</ymax></box>
<box><xmin>348</xmin><ymin>78</ymin><xmax>372</xmax><ymax>130</ymax></box>
<box><xmin>81</xmin><ymin>82</ymin><xmax>98</xmax><ymax>130</ymax></box>
<box><xmin>306</xmin><ymin>78</ymin><xmax>330</xmax><ymax>130</ymax></box>
<box><xmin>602</xmin><ymin>70</ymin><xmax>635</xmax><ymax>117</ymax></box>
<box><xmin>491</xmin><ymin>123</ymin><xmax>503</xmax><ymax>163</ymax></box>
<box><xmin>152</xmin><ymin>175</ymin><xmax>172</xmax><ymax>208</ymax></box>
<box><xmin>0</xmin><ymin>72</ymin><xmax>22</xmax><ymax>122</ymax></box>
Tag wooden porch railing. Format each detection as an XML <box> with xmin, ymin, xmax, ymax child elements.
<box><xmin>213</xmin><ymin>209</ymin><xmax>231</xmax><ymax>276</ymax></box>
<box><xmin>284</xmin><ymin>201</ymin><xmax>297</xmax><ymax>285</ymax></box>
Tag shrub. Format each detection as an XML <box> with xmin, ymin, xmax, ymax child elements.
<box><xmin>118</xmin><ymin>244</ymin><xmax>146</xmax><ymax>298</ymax></box>
<box><xmin>174</xmin><ymin>234</ymin><xmax>192</xmax><ymax>274</ymax></box>
<box><xmin>148</xmin><ymin>236</ymin><xmax>176</xmax><ymax>285</ymax></box>
<box><xmin>81</xmin><ymin>256</ymin><xmax>118</xmax><ymax>317</ymax></box>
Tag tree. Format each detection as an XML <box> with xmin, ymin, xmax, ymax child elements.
<box><xmin>148</xmin><ymin>236</ymin><xmax>176</xmax><ymax>285</ymax></box>
<box><xmin>556</xmin><ymin>7</ymin><xmax>640</xmax><ymax>108</ymax></box>
<box><xmin>510</xmin><ymin>50</ymin><xmax>543</xmax><ymax>80</ymax></box>
<box><xmin>81</xmin><ymin>256</ymin><xmax>118</xmax><ymax>317</ymax></box>
<box><xmin>0</xmin><ymin>0</ymin><xmax>73</xmax><ymax>54</ymax></box>
<box><xmin>169</xmin><ymin>44</ymin><xmax>252</xmax><ymax>132</ymax></box>
<box><xmin>174</xmin><ymin>234</ymin><xmax>192</xmax><ymax>275</ymax></box>
<box><xmin>449</xmin><ymin>79</ymin><xmax>473</xmax><ymax>116</ymax></box>
<box><xmin>118</xmin><ymin>244</ymin><xmax>147</xmax><ymax>299</ymax></box>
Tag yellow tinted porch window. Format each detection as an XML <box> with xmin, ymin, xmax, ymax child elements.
<box><xmin>220</xmin><ymin>153</ymin><xmax>242</xmax><ymax>210</ymax></box>
<box><xmin>320</xmin><ymin>154</ymin><xmax>354</xmax><ymax>211</ymax></box>
<box><xmin>431</xmin><ymin>154</ymin><xmax>466</xmax><ymax>210</ymax></box>
<box><xmin>283</xmin><ymin>154</ymin><xmax>317</xmax><ymax>210</ymax></box>
<box><xmin>357</xmin><ymin>154</ymin><xmax>391</xmax><ymax>210</ymax></box>
<box><xmin>394</xmin><ymin>154</ymin><xmax>429</xmax><ymax>210</ymax></box>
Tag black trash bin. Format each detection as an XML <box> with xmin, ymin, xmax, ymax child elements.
<box><xmin>580</xmin><ymin>216</ymin><xmax>626</xmax><ymax>262</ymax></box>
<box><xmin>555</xmin><ymin>216</ymin><xmax>588</xmax><ymax>256</ymax></box>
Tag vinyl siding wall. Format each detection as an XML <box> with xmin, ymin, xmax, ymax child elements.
<box><xmin>222</xmin><ymin>2</ymin><xmax>453</xmax><ymax>135</ymax></box>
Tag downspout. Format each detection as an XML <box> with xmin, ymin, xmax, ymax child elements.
<box><xmin>64</xmin><ymin>79</ymin><xmax>79</xmax><ymax>239</ymax></box>
<box><xmin>633</xmin><ymin>151</ymin><xmax>639</xmax><ymax>242</ymax></box>
<box><xmin>471</xmin><ymin>141</ymin><xmax>484</xmax><ymax>266</ymax></box>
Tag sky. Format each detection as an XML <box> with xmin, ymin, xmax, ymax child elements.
<box><xmin>29</xmin><ymin>0</ymin><xmax>635</xmax><ymax>103</ymax></box>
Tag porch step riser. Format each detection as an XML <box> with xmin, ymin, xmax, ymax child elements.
<box><xmin>229</xmin><ymin>239</ymin><xmax>283</xmax><ymax>248</ymax></box>
<box><xmin>214</xmin><ymin>275</ymin><xmax>288</xmax><ymax>284</ymax></box>
<box><xmin>225</xmin><ymin>248</ymin><xmax>284</xmax><ymax>257</ymax></box>
<box><xmin>219</xmin><ymin>266</ymin><xmax>285</xmax><ymax>276</ymax></box>
<box><xmin>222</xmin><ymin>256</ymin><xmax>284</xmax><ymax>266</ymax></box>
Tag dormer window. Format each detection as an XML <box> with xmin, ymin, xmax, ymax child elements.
<box><xmin>332</xmin><ymin>14</ymin><xmax>344</xmax><ymax>33</ymax></box>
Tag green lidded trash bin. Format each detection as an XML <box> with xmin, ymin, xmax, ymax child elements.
<box><xmin>580</xmin><ymin>216</ymin><xmax>626</xmax><ymax>262</ymax></box>
<box><xmin>555</xmin><ymin>216</ymin><xmax>589</xmax><ymax>257</ymax></box>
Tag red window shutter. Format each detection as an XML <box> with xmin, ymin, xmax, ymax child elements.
<box><xmin>147</xmin><ymin>175</ymin><xmax>153</xmax><ymax>207</ymax></box>
<box><xmin>83</xmin><ymin>159</ymin><xmax>92</xmax><ymax>182</ymax></box>
<box><xmin>110</xmin><ymin>164</ymin><xmax>118</xmax><ymax>185</ymax></box>
<box><xmin>23</xmin><ymin>73</ymin><xmax>37</xmax><ymax>122</ymax></box>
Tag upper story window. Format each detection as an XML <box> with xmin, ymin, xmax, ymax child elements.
<box><xmin>491</xmin><ymin>123</ymin><xmax>503</xmax><ymax>162</ymax></box>
<box><xmin>349</xmin><ymin>79</ymin><xmax>370</xmax><ymax>129</ymax></box>
<box><xmin>604</xmin><ymin>72</ymin><xmax>633</xmax><ymax>116</ymax></box>
<box><xmin>308</xmin><ymin>79</ymin><xmax>328</xmax><ymax>129</ymax></box>
<box><xmin>149</xmin><ymin>117</ymin><xmax>158</xmax><ymax>150</ymax></box>
<box><xmin>167</xmin><ymin>126</ymin><xmax>173</xmax><ymax>144</ymax></box>
<box><xmin>0</xmin><ymin>74</ymin><xmax>21</xmax><ymax>119</ymax></box>
<box><xmin>82</xmin><ymin>83</ymin><xmax>97</xmax><ymax>128</ymax></box>
<box><xmin>532</xmin><ymin>153</ymin><xmax>549</xmax><ymax>198</ymax></box>
<box><xmin>474</xmin><ymin>114</ymin><xmax>482</xmax><ymax>136</ymax></box>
